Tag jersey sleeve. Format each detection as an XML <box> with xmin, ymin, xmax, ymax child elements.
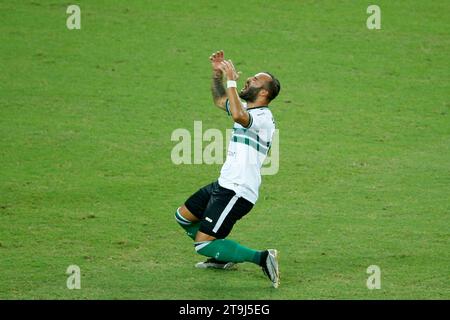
<box><xmin>225</xmin><ymin>99</ymin><xmax>231</xmax><ymax>116</ymax></box>
<box><xmin>225</xmin><ymin>99</ymin><xmax>248</xmax><ymax>117</ymax></box>
<box><xmin>245</xmin><ymin>110</ymin><xmax>269</xmax><ymax>130</ymax></box>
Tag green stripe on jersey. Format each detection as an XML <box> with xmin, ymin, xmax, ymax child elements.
<box><xmin>233</xmin><ymin>128</ymin><xmax>271</xmax><ymax>147</ymax></box>
<box><xmin>232</xmin><ymin>134</ymin><xmax>268</xmax><ymax>154</ymax></box>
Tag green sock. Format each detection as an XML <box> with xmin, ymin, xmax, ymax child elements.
<box><xmin>195</xmin><ymin>239</ymin><xmax>263</xmax><ymax>265</ymax></box>
<box><xmin>184</xmin><ymin>223</ymin><xmax>200</xmax><ymax>240</ymax></box>
<box><xmin>175</xmin><ymin>209</ymin><xmax>200</xmax><ymax>240</ymax></box>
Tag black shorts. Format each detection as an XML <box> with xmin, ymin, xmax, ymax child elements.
<box><xmin>184</xmin><ymin>181</ymin><xmax>254</xmax><ymax>239</ymax></box>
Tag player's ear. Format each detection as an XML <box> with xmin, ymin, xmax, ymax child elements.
<box><xmin>259</xmin><ymin>88</ymin><xmax>269</xmax><ymax>98</ymax></box>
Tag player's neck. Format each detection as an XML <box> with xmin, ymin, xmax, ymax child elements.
<box><xmin>246</xmin><ymin>99</ymin><xmax>269</xmax><ymax>110</ymax></box>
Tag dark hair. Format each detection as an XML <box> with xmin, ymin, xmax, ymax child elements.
<box><xmin>262</xmin><ymin>71</ymin><xmax>281</xmax><ymax>102</ymax></box>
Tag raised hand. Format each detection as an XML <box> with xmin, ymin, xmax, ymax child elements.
<box><xmin>219</xmin><ymin>60</ymin><xmax>240</xmax><ymax>81</ymax></box>
<box><xmin>209</xmin><ymin>50</ymin><xmax>225</xmax><ymax>72</ymax></box>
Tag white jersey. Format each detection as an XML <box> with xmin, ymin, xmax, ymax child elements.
<box><xmin>218</xmin><ymin>100</ymin><xmax>275</xmax><ymax>204</ymax></box>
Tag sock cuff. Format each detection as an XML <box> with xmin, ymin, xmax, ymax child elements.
<box><xmin>194</xmin><ymin>241</ymin><xmax>212</xmax><ymax>252</ymax></box>
<box><xmin>175</xmin><ymin>208</ymin><xmax>192</xmax><ymax>225</ymax></box>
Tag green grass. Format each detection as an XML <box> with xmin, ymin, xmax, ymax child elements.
<box><xmin>1</xmin><ymin>0</ymin><xmax>449</xmax><ymax>299</ymax></box>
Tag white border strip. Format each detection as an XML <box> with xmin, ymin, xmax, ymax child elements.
<box><xmin>212</xmin><ymin>195</ymin><xmax>239</xmax><ymax>233</ymax></box>
<box><xmin>195</xmin><ymin>241</ymin><xmax>212</xmax><ymax>252</ymax></box>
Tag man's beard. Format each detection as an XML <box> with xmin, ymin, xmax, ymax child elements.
<box><xmin>239</xmin><ymin>86</ymin><xmax>262</xmax><ymax>103</ymax></box>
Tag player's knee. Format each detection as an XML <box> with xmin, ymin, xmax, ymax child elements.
<box><xmin>195</xmin><ymin>231</ymin><xmax>216</xmax><ymax>242</ymax></box>
<box><xmin>177</xmin><ymin>206</ymin><xmax>199</xmax><ymax>222</ymax></box>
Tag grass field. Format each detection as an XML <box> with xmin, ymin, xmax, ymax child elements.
<box><xmin>1</xmin><ymin>0</ymin><xmax>449</xmax><ymax>299</ymax></box>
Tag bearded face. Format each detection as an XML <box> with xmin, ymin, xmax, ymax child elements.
<box><xmin>238</xmin><ymin>73</ymin><xmax>273</xmax><ymax>103</ymax></box>
<box><xmin>239</xmin><ymin>84</ymin><xmax>264</xmax><ymax>102</ymax></box>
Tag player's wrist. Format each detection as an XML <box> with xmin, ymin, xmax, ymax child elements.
<box><xmin>226</xmin><ymin>72</ymin><xmax>237</xmax><ymax>81</ymax></box>
<box><xmin>226</xmin><ymin>80</ymin><xmax>237</xmax><ymax>88</ymax></box>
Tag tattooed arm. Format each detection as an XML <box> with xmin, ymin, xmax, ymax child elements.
<box><xmin>211</xmin><ymin>70</ymin><xmax>227</xmax><ymax>110</ymax></box>
<box><xmin>209</xmin><ymin>50</ymin><xmax>227</xmax><ymax>110</ymax></box>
